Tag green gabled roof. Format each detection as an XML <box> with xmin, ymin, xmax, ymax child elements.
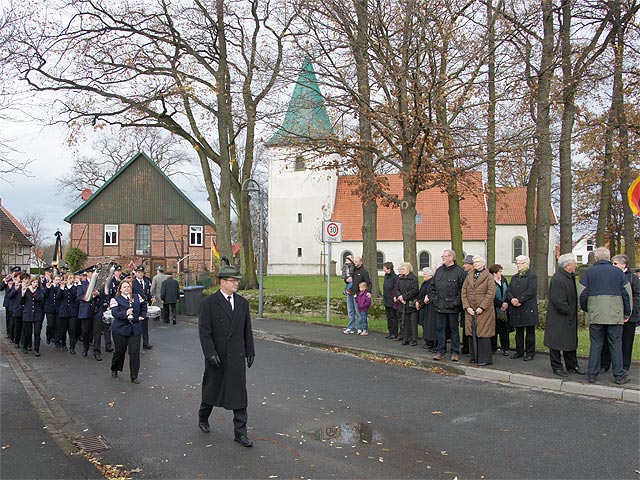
<box><xmin>266</xmin><ymin>57</ymin><xmax>332</xmax><ymax>147</ymax></box>
<box><xmin>64</xmin><ymin>151</ymin><xmax>215</xmax><ymax>227</ymax></box>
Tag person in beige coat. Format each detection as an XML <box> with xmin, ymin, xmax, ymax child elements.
<box><xmin>462</xmin><ymin>255</ymin><xmax>496</xmax><ymax>366</ymax></box>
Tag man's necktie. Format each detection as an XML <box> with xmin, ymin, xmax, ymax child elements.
<box><xmin>227</xmin><ymin>295</ymin><xmax>233</xmax><ymax>311</ymax></box>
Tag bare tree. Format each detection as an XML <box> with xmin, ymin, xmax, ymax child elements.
<box><xmin>56</xmin><ymin>128</ymin><xmax>195</xmax><ymax>202</ymax></box>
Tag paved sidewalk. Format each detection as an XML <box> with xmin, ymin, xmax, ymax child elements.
<box><xmin>183</xmin><ymin>314</ymin><xmax>639</xmax><ymax>403</ymax></box>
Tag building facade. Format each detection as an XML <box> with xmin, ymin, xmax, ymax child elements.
<box><xmin>65</xmin><ymin>152</ymin><xmax>216</xmax><ymax>276</ymax></box>
<box><xmin>0</xmin><ymin>198</ymin><xmax>33</xmax><ymax>273</ymax></box>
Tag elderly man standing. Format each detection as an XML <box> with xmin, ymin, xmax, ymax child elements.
<box><xmin>579</xmin><ymin>247</ymin><xmax>632</xmax><ymax>385</ymax></box>
<box><xmin>543</xmin><ymin>253</ymin><xmax>585</xmax><ymax>377</ymax></box>
<box><xmin>430</xmin><ymin>249</ymin><xmax>467</xmax><ymax>361</ymax></box>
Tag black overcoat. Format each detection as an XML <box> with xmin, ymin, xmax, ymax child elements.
<box><xmin>543</xmin><ymin>268</ymin><xmax>578</xmax><ymax>351</ymax></box>
<box><xmin>506</xmin><ymin>269</ymin><xmax>539</xmax><ymax>327</ymax></box>
<box><xmin>418</xmin><ymin>278</ymin><xmax>436</xmax><ymax>340</ymax></box>
<box><xmin>199</xmin><ymin>290</ymin><xmax>255</xmax><ymax>410</ymax></box>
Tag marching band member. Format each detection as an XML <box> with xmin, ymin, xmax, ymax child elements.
<box><xmin>132</xmin><ymin>265</ymin><xmax>154</xmax><ymax>350</ymax></box>
<box><xmin>44</xmin><ymin>274</ymin><xmax>62</xmax><ymax>346</ymax></box>
<box><xmin>21</xmin><ymin>276</ymin><xmax>45</xmax><ymax>356</ymax></box>
<box><xmin>9</xmin><ymin>273</ymin><xmax>30</xmax><ymax>348</ymax></box>
<box><xmin>109</xmin><ymin>280</ymin><xmax>147</xmax><ymax>383</ymax></box>
<box><xmin>58</xmin><ymin>273</ymin><xmax>79</xmax><ymax>353</ymax></box>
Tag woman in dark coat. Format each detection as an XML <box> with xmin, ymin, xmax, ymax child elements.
<box><xmin>417</xmin><ymin>267</ymin><xmax>436</xmax><ymax>350</ymax></box>
<box><xmin>109</xmin><ymin>280</ymin><xmax>147</xmax><ymax>383</ymax></box>
<box><xmin>489</xmin><ymin>264</ymin><xmax>513</xmax><ymax>356</ymax></box>
<box><xmin>461</xmin><ymin>256</ymin><xmax>496</xmax><ymax>365</ymax></box>
<box><xmin>506</xmin><ymin>255</ymin><xmax>539</xmax><ymax>361</ymax></box>
<box><xmin>21</xmin><ymin>276</ymin><xmax>45</xmax><ymax>356</ymax></box>
<box><xmin>395</xmin><ymin>262</ymin><xmax>420</xmax><ymax>346</ymax></box>
<box><xmin>543</xmin><ymin>253</ymin><xmax>584</xmax><ymax>377</ymax></box>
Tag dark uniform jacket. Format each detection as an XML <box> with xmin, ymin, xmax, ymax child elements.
<box><xmin>132</xmin><ymin>276</ymin><xmax>152</xmax><ymax>302</ymax></box>
<box><xmin>429</xmin><ymin>262</ymin><xmax>467</xmax><ymax>314</ymax></box>
<box><xmin>9</xmin><ymin>285</ymin><xmax>24</xmax><ymax>317</ymax></box>
<box><xmin>543</xmin><ymin>268</ymin><xmax>578</xmax><ymax>351</ymax></box>
<box><xmin>44</xmin><ymin>285</ymin><xmax>61</xmax><ymax>314</ymax></box>
<box><xmin>506</xmin><ymin>269</ymin><xmax>539</xmax><ymax>327</ymax></box>
<box><xmin>21</xmin><ymin>288</ymin><xmax>45</xmax><ymax>322</ymax></box>
<box><xmin>77</xmin><ymin>280</ymin><xmax>93</xmax><ymax>319</ymax></box>
<box><xmin>198</xmin><ymin>290</ymin><xmax>255</xmax><ymax>410</ymax></box>
<box><xmin>110</xmin><ymin>294</ymin><xmax>147</xmax><ymax>337</ymax></box>
<box><xmin>58</xmin><ymin>285</ymin><xmax>79</xmax><ymax>318</ymax></box>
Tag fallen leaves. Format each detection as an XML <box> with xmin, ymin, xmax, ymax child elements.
<box><xmin>107</xmin><ymin>401</ymin><xmax>115</xmax><ymax>408</ymax></box>
<box><xmin>84</xmin><ymin>452</ymin><xmax>141</xmax><ymax>480</ymax></box>
<box><xmin>431</xmin><ymin>411</ymin><xmax>443</xmax><ymax>415</ymax></box>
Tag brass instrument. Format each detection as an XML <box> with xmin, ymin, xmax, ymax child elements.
<box><xmin>82</xmin><ymin>261</ymin><xmax>116</xmax><ymax>302</ymax></box>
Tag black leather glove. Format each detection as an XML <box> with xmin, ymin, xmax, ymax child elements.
<box><xmin>206</xmin><ymin>354</ymin><xmax>220</xmax><ymax>368</ymax></box>
<box><xmin>246</xmin><ymin>356</ymin><xmax>254</xmax><ymax>368</ymax></box>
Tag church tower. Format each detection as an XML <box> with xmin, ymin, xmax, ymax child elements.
<box><xmin>266</xmin><ymin>58</ymin><xmax>338</xmax><ymax>274</ymax></box>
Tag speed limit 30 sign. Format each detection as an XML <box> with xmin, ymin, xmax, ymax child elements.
<box><xmin>322</xmin><ymin>221</ymin><xmax>342</xmax><ymax>242</ymax></box>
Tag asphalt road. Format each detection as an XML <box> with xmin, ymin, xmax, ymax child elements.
<box><xmin>3</xmin><ymin>319</ymin><xmax>640</xmax><ymax>479</ymax></box>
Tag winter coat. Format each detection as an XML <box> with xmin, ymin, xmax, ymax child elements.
<box><xmin>418</xmin><ymin>278</ymin><xmax>436</xmax><ymax>340</ymax></box>
<box><xmin>161</xmin><ymin>277</ymin><xmax>180</xmax><ymax>304</ymax></box>
<box><xmin>9</xmin><ymin>285</ymin><xmax>24</xmax><ymax>317</ymax></box>
<box><xmin>429</xmin><ymin>262</ymin><xmax>467</xmax><ymax>314</ymax></box>
<box><xmin>506</xmin><ymin>269</ymin><xmax>539</xmax><ymax>327</ymax></box>
<box><xmin>351</xmin><ymin>264</ymin><xmax>372</xmax><ymax>293</ymax></box>
<box><xmin>21</xmin><ymin>287</ymin><xmax>45</xmax><ymax>322</ymax></box>
<box><xmin>396</xmin><ymin>272</ymin><xmax>419</xmax><ymax>314</ymax></box>
<box><xmin>462</xmin><ymin>269</ymin><xmax>496</xmax><ymax>338</ymax></box>
<box><xmin>199</xmin><ymin>290</ymin><xmax>255</xmax><ymax>410</ymax></box>
<box><xmin>110</xmin><ymin>293</ymin><xmax>147</xmax><ymax>337</ymax></box>
<box><xmin>493</xmin><ymin>278</ymin><xmax>513</xmax><ymax>335</ymax></box>
<box><xmin>355</xmin><ymin>290</ymin><xmax>372</xmax><ymax>312</ymax></box>
<box><xmin>383</xmin><ymin>271</ymin><xmax>398</xmax><ymax>308</ymax></box>
<box><xmin>44</xmin><ymin>284</ymin><xmax>61</xmax><ymax>314</ymax></box>
<box><xmin>579</xmin><ymin>260</ymin><xmax>631</xmax><ymax>325</ymax></box>
<box><xmin>543</xmin><ymin>268</ymin><xmax>578</xmax><ymax>351</ymax></box>
<box><xmin>150</xmin><ymin>272</ymin><xmax>168</xmax><ymax>308</ymax></box>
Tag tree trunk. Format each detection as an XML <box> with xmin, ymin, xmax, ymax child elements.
<box><xmin>354</xmin><ymin>0</ymin><xmax>380</xmax><ymax>295</ymax></box>
<box><xmin>486</xmin><ymin>0</ymin><xmax>497</xmax><ymax>266</ymax></box>
<box><xmin>558</xmin><ymin>0</ymin><xmax>574</xmax><ymax>255</ymax></box>
<box><xmin>532</xmin><ymin>0</ymin><xmax>555</xmax><ymax>300</ymax></box>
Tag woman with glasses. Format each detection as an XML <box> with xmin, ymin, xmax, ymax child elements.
<box><xmin>506</xmin><ymin>255</ymin><xmax>539</xmax><ymax>361</ymax></box>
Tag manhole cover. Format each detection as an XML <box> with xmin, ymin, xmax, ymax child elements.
<box><xmin>73</xmin><ymin>435</ymin><xmax>111</xmax><ymax>453</ymax></box>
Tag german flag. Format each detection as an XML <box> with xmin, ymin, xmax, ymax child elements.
<box><xmin>629</xmin><ymin>176</ymin><xmax>640</xmax><ymax>216</ymax></box>
<box><xmin>212</xmin><ymin>240</ymin><xmax>220</xmax><ymax>260</ymax></box>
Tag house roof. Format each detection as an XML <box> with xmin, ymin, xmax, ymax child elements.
<box><xmin>331</xmin><ymin>172</ymin><xmax>490</xmax><ymax>241</ymax></box>
<box><xmin>266</xmin><ymin>57</ymin><xmax>332</xmax><ymax>147</ymax></box>
<box><xmin>0</xmin><ymin>199</ymin><xmax>33</xmax><ymax>247</ymax></box>
<box><xmin>495</xmin><ymin>186</ymin><xmax>558</xmax><ymax>225</ymax></box>
<box><xmin>64</xmin><ymin>152</ymin><xmax>215</xmax><ymax>227</ymax></box>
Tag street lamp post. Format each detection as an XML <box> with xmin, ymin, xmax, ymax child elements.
<box><xmin>242</xmin><ymin>178</ymin><xmax>264</xmax><ymax>318</ymax></box>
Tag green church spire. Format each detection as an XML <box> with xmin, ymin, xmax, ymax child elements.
<box><xmin>266</xmin><ymin>57</ymin><xmax>332</xmax><ymax>146</ymax></box>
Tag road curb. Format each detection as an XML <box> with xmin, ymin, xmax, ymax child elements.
<box><xmin>252</xmin><ymin>329</ymin><xmax>640</xmax><ymax>404</ymax></box>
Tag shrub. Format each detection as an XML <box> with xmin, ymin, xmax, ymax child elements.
<box><xmin>65</xmin><ymin>247</ymin><xmax>88</xmax><ymax>272</ymax></box>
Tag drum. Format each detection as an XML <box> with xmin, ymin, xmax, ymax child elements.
<box><xmin>103</xmin><ymin>310</ymin><xmax>113</xmax><ymax>325</ymax></box>
<box><xmin>147</xmin><ymin>305</ymin><xmax>161</xmax><ymax>319</ymax></box>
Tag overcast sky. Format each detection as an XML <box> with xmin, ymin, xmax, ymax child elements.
<box><xmin>0</xmin><ymin>116</ymin><xmax>212</xmax><ymax>246</ymax></box>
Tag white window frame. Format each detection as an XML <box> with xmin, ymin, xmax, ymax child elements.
<box><xmin>190</xmin><ymin>225</ymin><xmax>204</xmax><ymax>246</ymax></box>
<box><xmin>104</xmin><ymin>224</ymin><xmax>119</xmax><ymax>246</ymax></box>
<box><xmin>512</xmin><ymin>237</ymin><xmax>526</xmax><ymax>261</ymax></box>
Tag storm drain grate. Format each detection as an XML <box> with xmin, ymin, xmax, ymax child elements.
<box><xmin>73</xmin><ymin>434</ymin><xmax>112</xmax><ymax>454</ymax></box>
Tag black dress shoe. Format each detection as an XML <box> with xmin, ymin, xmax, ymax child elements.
<box><xmin>401</xmin><ymin>341</ymin><xmax>410</xmax><ymax>345</ymax></box>
<box><xmin>198</xmin><ymin>421</ymin><xmax>210</xmax><ymax>433</ymax></box>
<box><xmin>34</xmin><ymin>350</ymin><xmax>41</xmax><ymax>357</ymax></box>
<box><xmin>384</xmin><ymin>334</ymin><xmax>394</xmax><ymax>339</ymax></box>
<box><xmin>569</xmin><ymin>366</ymin><xmax>586</xmax><ymax>375</ymax></box>
<box><xmin>234</xmin><ymin>435</ymin><xmax>253</xmax><ymax>447</ymax></box>
<box><xmin>69</xmin><ymin>348</ymin><xmax>76</xmax><ymax>355</ymax></box>
<box><xmin>510</xmin><ymin>353</ymin><xmax>524</xmax><ymax>359</ymax></box>
<box><xmin>163</xmin><ymin>320</ymin><xmax>169</xmax><ymax>324</ymax></box>
<box><xmin>105</xmin><ymin>347</ymin><xmax>114</xmax><ymax>352</ymax></box>
<box><xmin>172</xmin><ymin>320</ymin><xmax>176</xmax><ymax>325</ymax></box>
<box><xmin>523</xmin><ymin>355</ymin><xmax>534</xmax><ymax>361</ymax></box>
<box><xmin>111</xmin><ymin>370</ymin><xmax>118</xmax><ymax>378</ymax></box>
<box><xmin>502</xmin><ymin>350</ymin><xmax>509</xmax><ymax>356</ymax></box>
<box><xmin>478</xmin><ymin>362</ymin><xmax>492</xmax><ymax>366</ymax></box>
<box><xmin>82</xmin><ymin>350</ymin><xmax>88</xmax><ymax>357</ymax></box>
<box><xmin>553</xmin><ymin>369</ymin><xmax>568</xmax><ymax>378</ymax></box>
<box><xmin>131</xmin><ymin>377</ymin><xmax>140</xmax><ymax>384</ymax></box>
<box><xmin>94</xmin><ymin>351</ymin><xmax>102</xmax><ymax>361</ymax></box>
<box><xmin>143</xmin><ymin>345</ymin><xmax>153</xmax><ymax>350</ymax></box>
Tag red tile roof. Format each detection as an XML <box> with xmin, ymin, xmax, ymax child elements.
<box><xmin>332</xmin><ymin>172</ymin><xmax>490</xmax><ymax>241</ymax></box>
<box><xmin>495</xmin><ymin>186</ymin><xmax>558</xmax><ymax>225</ymax></box>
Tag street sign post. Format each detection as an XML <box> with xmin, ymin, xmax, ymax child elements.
<box><xmin>322</xmin><ymin>221</ymin><xmax>342</xmax><ymax>322</ymax></box>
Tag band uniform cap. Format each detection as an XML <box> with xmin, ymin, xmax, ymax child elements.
<box><xmin>10</xmin><ymin>266</ymin><xmax>21</xmax><ymax>273</ymax></box>
<box><xmin>85</xmin><ymin>266</ymin><xmax>96</xmax><ymax>273</ymax></box>
<box><xmin>156</xmin><ymin>266</ymin><xmax>164</xmax><ymax>271</ymax></box>
<box><xmin>114</xmin><ymin>265</ymin><xmax>122</xmax><ymax>271</ymax></box>
<box><xmin>463</xmin><ymin>255</ymin><xmax>474</xmax><ymax>264</ymax></box>
<box><xmin>135</xmin><ymin>265</ymin><xmax>145</xmax><ymax>272</ymax></box>
<box><xmin>217</xmin><ymin>265</ymin><xmax>242</xmax><ymax>279</ymax></box>
<box><xmin>44</xmin><ymin>266</ymin><xmax>53</xmax><ymax>272</ymax></box>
